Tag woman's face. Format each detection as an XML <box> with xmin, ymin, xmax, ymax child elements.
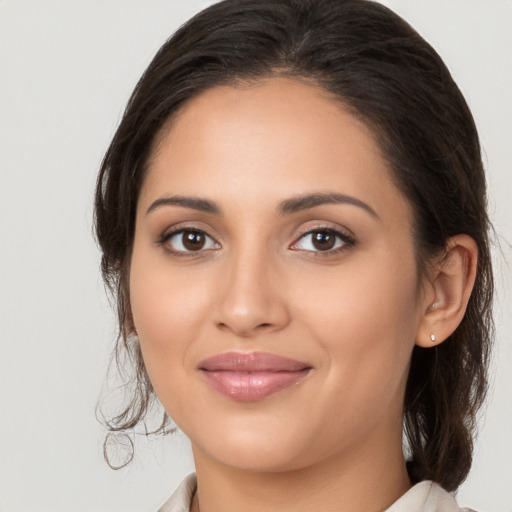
<box><xmin>130</xmin><ymin>78</ymin><xmax>428</xmax><ymax>472</ymax></box>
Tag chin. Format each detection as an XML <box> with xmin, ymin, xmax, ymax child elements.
<box><xmin>203</xmin><ymin>444</ymin><xmax>312</xmax><ymax>473</ymax></box>
<box><xmin>188</xmin><ymin>415</ymin><xmax>326</xmax><ymax>473</ymax></box>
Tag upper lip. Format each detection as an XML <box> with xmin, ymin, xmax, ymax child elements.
<box><xmin>198</xmin><ymin>352</ymin><xmax>311</xmax><ymax>372</ymax></box>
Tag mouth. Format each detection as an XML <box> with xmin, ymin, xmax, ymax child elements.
<box><xmin>198</xmin><ymin>352</ymin><xmax>312</xmax><ymax>402</ymax></box>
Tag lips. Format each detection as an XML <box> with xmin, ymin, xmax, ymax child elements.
<box><xmin>198</xmin><ymin>352</ymin><xmax>312</xmax><ymax>401</ymax></box>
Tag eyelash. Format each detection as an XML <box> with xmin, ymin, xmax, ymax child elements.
<box><xmin>157</xmin><ymin>228</ymin><xmax>220</xmax><ymax>257</ymax></box>
<box><xmin>157</xmin><ymin>226</ymin><xmax>355</xmax><ymax>258</ymax></box>
<box><xmin>291</xmin><ymin>226</ymin><xmax>355</xmax><ymax>257</ymax></box>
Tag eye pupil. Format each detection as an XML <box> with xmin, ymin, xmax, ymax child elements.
<box><xmin>312</xmin><ymin>231</ymin><xmax>336</xmax><ymax>250</ymax></box>
<box><xmin>183</xmin><ymin>230</ymin><xmax>205</xmax><ymax>251</ymax></box>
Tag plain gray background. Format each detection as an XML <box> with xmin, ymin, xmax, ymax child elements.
<box><xmin>0</xmin><ymin>1</ymin><xmax>510</xmax><ymax>510</ymax></box>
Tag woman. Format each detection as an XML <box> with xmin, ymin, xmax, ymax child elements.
<box><xmin>95</xmin><ymin>0</ymin><xmax>494</xmax><ymax>510</ymax></box>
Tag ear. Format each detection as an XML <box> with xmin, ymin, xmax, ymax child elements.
<box><xmin>416</xmin><ymin>234</ymin><xmax>478</xmax><ymax>348</ymax></box>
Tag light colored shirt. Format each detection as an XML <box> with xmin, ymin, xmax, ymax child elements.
<box><xmin>157</xmin><ymin>473</ymin><xmax>476</xmax><ymax>512</ymax></box>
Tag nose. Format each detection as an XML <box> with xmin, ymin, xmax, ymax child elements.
<box><xmin>214</xmin><ymin>251</ymin><xmax>291</xmax><ymax>338</ymax></box>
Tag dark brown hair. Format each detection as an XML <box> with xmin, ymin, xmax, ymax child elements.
<box><xmin>95</xmin><ymin>0</ymin><xmax>493</xmax><ymax>490</ymax></box>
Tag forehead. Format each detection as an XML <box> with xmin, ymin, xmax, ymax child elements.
<box><xmin>152</xmin><ymin>77</ymin><xmax>380</xmax><ymax>170</ymax></box>
<box><xmin>141</xmin><ymin>77</ymin><xmax>411</xmax><ymax>224</ymax></box>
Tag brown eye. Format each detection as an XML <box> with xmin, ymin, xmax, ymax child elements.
<box><xmin>182</xmin><ymin>230</ymin><xmax>206</xmax><ymax>250</ymax></box>
<box><xmin>291</xmin><ymin>228</ymin><xmax>354</xmax><ymax>254</ymax></box>
<box><xmin>164</xmin><ymin>229</ymin><xmax>219</xmax><ymax>253</ymax></box>
<box><xmin>311</xmin><ymin>231</ymin><xmax>336</xmax><ymax>251</ymax></box>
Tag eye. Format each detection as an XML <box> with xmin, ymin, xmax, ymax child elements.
<box><xmin>160</xmin><ymin>229</ymin><xmax>219</xmax><ymax>254</ymax></box>
<box><xmin>291</xmin><ymin>228</ymin><xmax>354</xmax><ymax>253</ymax></box>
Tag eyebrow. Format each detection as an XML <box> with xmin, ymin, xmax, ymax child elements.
<box><xmin>146</xmin><ymin>196</ymin><xmax>221</xmax><ymax>215</ymax></box>
<box><xmin>277</xmin><ymin>192</ymin><xmax>379</xmax><ymax>219</ymax></box>
<box><xmin>146</xmin><ymin>192</ymin><xmax>379</xmax><ymax>220</ymax></box>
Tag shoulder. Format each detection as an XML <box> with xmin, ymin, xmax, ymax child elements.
<box><xmin>156</xmin><ymin>473</ymin><xmax>197</xmax><ymax>512</ymax></box>
<box><xmin>386</xmin><ymin>480</ymin><xmax>478</xmax><ymax>512</ymax></box>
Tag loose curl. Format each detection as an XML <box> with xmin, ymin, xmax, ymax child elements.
<box><xmin>94</xmin><ymin>0</ymin><xmax>493</xmax><ymax>490</ymax></box>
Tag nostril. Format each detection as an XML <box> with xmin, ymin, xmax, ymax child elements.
<box><xmin>214</xmin><ymin>296</ymin><xmax>291</xmax><ymax>336</ymax></box>
<box><xmin>216</xmin><ymin>321</ymin><xmax>276</xmax><ymax>336</ymax></box>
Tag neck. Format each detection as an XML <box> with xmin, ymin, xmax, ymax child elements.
<box><xmin>190</xmin><ymin>431</ymin><xmax>411</xmax><ymax>512</ymax></box>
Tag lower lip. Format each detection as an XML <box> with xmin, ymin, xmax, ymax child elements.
<box><xmin>200</xmin><ymin>369</ymin><xmax>311</xmax><ymax>401</ymax></box>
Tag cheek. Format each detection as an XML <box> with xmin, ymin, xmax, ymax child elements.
<box><xmin>128</xmin><ymin>248</ymin><xmax>213</xmax><ymax>399</ymax></box>
<box><xmin>292</xmin><ymin>247</ymin><xmax>420</xmax><ymax>396</ymax></box>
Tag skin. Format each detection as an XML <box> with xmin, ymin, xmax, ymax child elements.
<box><xmin>129</xmin><ymin>78</ymin><xmax>477</xmax><ymax>512</ymax></box>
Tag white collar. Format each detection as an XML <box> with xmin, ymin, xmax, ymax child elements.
<box><xmin>156</xmin><ymin>473</ymin><xmax>474</xmax><ymax>512</ymax></box>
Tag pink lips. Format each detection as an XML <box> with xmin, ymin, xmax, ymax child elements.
<box><xmin>198</xmin><ymin>352</ymin><xmax>312</xmax><ymax>402</ymax></box>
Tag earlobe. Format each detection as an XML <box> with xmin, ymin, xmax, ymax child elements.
<box><xmin>416</xmin><ymin>234</ymin><xmax>478</xmax><ymax>348</ymax></box>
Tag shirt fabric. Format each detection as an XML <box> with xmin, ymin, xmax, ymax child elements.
<box><xmin>157</xmin><ymin>473</ymin><xmax>476</xmax><ymax>512</ymax></box>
